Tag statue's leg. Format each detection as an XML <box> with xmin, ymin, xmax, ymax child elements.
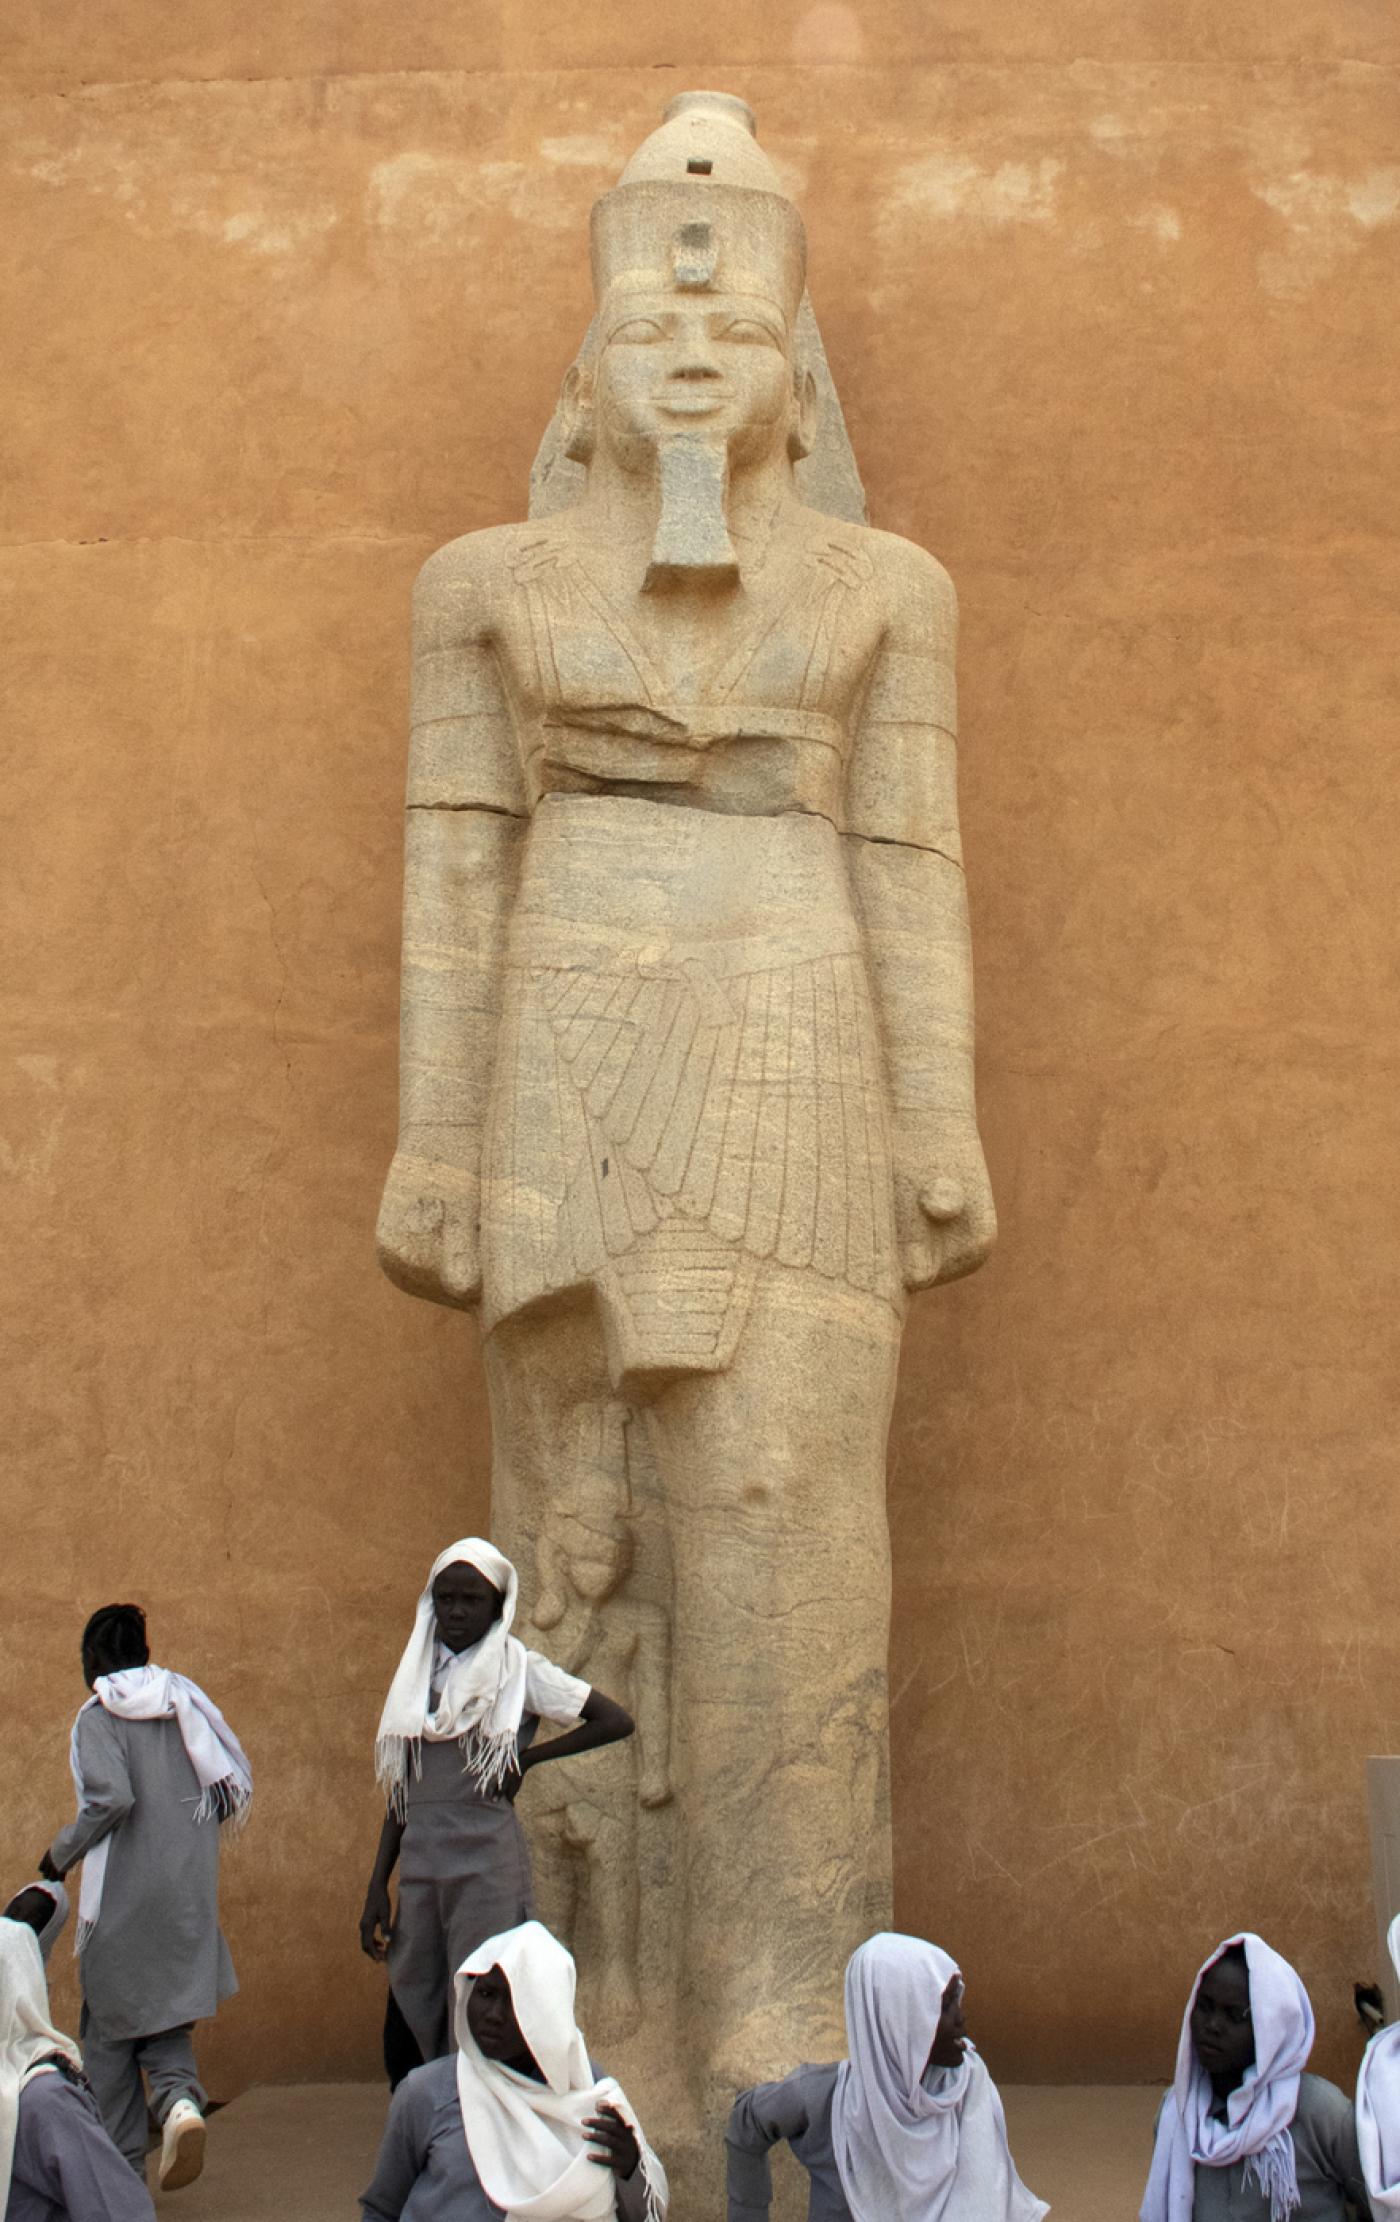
<box><xmin>640</xmin><ymin>1266</ymin><xmax>901</xmax><ymax>2101</ymax></box>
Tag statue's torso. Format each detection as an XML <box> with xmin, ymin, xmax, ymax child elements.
<box><xmin>489</xmin><ymin>507</ymin><xmax>887</xmax><ymax>825</ymax></box>
<box><xmin>474</xmin><ymin>507</ymin><xmax>904</xmax><ymax>1369</ymax></box>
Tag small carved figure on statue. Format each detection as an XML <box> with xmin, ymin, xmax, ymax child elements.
<box><xmin>524</xmin><ymin>1405</ymin><xmax>674</xmax><ymax>2038</ymax></box>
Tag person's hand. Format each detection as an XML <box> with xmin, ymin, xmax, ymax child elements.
<box><xmin>494</xmin><ymin>1748</ymin><xmax>532</xmax><ymax>1805</ymax></box>
<box><xmin>584</xmin><ymin>2103</ymin><xmax>640</xmax><ymax>2179</ymax></box>
<box><xmin>376</xmin><ymin>1153</ymin><xmax>481</xmax><ymax>1311</ymax></box>
<box><xmin>37</xmin><ymin>1849</ymin><xmax>61</xmax><ymax>1883</ymax></box>
<box><xmin>359</xmin><ymin>1883</ymin><xmax>395</xmax><ymax>1962</ymax></box>
<box><xmin>891</xmin><ymin>1111</ymin><xmax>996</xmax><ymax>1289</ymax></box>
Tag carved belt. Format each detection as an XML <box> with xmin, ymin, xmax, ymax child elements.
<box><xmin>534</xmin><ymin>701</ymin><xmax>845</xmax><ymax>786</ymax></box>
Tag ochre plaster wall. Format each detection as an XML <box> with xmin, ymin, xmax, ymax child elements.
<box><xmin>3</xmin><ymin>0</ymin><xmax>1399</xmax><ymax>2095</ymax></box>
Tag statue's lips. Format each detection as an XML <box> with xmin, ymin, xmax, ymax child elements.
<box><xmin>654</xmin><ymin>392</ymin><xmax>729</xmax><ymax>415</ymax></box>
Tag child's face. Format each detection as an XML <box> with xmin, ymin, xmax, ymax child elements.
<box><xmin>926</xmin><ymin>1974</ymin><xmax>968</xmax><ymax>2070</ymax></box>
<box><xmin>431</xmin><ymin>1566</ymin><xmax>504</xmax><ymax>1655</ymax></box>
<box><xmin>467</xmin><ymin>1966</ymin><xmax>540</xmax><ymax>2075</ymax></box>
<box><xmin>1191</xmin><ymin>1954</ymin><xmax>1256</xmax><ymax>2084</ymax></box>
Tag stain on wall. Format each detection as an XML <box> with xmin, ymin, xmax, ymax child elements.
<box><xmin>2</xmin><ymin>0</ymin><xmax>1398</xmax><ymax>2091</ymax></box>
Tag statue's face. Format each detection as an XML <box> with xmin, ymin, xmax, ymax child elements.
<box><xmin>595</xmin><ymin>289</ymin><xmax>795</xmax><ymax>472</ymax></box>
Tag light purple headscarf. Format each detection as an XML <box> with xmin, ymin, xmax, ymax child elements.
<box><xmin>1140</xmin><ymin>1932</ymin><xmax>1314</xmax><ymax>2222</ymax></box>
<box><xmin>831</xmin><ymin>1932</ymin><xmax>1048</xmax><ymax>2222</ymax></box>
<box><xmin>1357</xmin><ymin>1913</ymin><xmax>1400</xmax><ymax>2215</ymax></box>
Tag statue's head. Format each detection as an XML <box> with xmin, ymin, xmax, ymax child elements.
<box><xmin>563</xmin><ymin>93</ymin><xmax>818</xmax><ymax>485</ymax></box>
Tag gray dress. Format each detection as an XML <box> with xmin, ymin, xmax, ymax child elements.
<box><xmin>1155</xmin><ymin>2076</ymin><xmax>1372</xmax><ymax>2221</ymax></box>
<box><xmin>359</xmin><ymin>2055</ymin><xmax>652</xmax><ymax>2222</ymax></box>
<box><xmin>727</xmin><ymin>2063</ymin><xmax>848</xmax><ymax>2222</ymax></box>
<box><xmin>387</xmin><ymin>1651</ymin><xmax>588</xmax><ymax>2063</ymax></box>
<box><xmin>49</xmin><ymin>1709</ymin><xmax>236</xmax><ymax>2040</ymax></box>
<box><xmin>6</xmin><ymin>2068</ymin><xmax>156</xmax><ymax>2222</ymax></box>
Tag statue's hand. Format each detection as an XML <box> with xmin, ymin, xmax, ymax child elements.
<box><xmin>376</xmin><ymin>1153</ymin><xmax>482</xmax><ymax>1309</ymax></box>
<box><xmin>892</xmin><ymin>1113</ymin><xmax>996</xmax><ymax>1290</ymax></box>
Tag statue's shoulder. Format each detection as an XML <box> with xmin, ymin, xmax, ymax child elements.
<box><xmin>415</xmin><ymin>519</ymin><xmax>538</xmax><ymax>603</ymax></box>
<box><xmin>847</xmin><ymin>523</ymin><xmax>958</xmax><ymax>657</ymax></box>
<box><xmin>795</xmin><ymin>509</ymin><xmax>956</xmax><ymax>628</ymax></box>
<box><xmin>859</xmin><ymin>524</ymin><xmax>957</xmax><ymax>612</ymax></box>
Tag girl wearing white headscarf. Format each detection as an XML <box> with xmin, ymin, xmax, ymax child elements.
<box><xmin>1</xmin><ymin>1916</ymin><xmax>153</xmax><ymax>2222</ymax></box>
<box><xmin>39</xmin><ymin>1602</ymin><xmax>251</xmax><ymax>2193</ymax></box>
<box><xmin>1358</xmin><ymin>1914</ymin><xmax>1400</xmax><ymax>2216</ymax></box>
<box><xmin>359</xmin><ymin>1919</ymin><xmax>665</xmax><ymax>2222</ymax></box>
<box><xmin>1141</xmin><ymin>1932</ymin><xmax>1369</xmax><ymax>2222</ymax></box>
<box><xmin>726</xmin><ymin>1930</ymin><xmax>1048</xmax><ymax>2222</ymax></box>
<box><xmin>1</xmin><ymin>1886</ymin><xmax>69</xmax><ymax>1969</ymax></box>
<box><xmin>360</xmin><ymin>1540</ymin><xmax>635</xmax><ymax>2074</ymax></box>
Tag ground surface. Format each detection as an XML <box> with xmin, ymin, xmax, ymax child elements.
<box><xmin>149</xmin><ymin>2080</ymin><xmax>1161</xmax><ymax>2219</ymax></box>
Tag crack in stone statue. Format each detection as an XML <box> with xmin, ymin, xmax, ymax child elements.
<box><xmin>377</xmin><ymin>87</ymin><xmax>996</xmax><ymax>2200</ymax></box>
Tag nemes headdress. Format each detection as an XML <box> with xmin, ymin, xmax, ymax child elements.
<box><xmin>531</xmin><ymin>91</ymin><xmax>866</xmax><ymax>526</ymax></box>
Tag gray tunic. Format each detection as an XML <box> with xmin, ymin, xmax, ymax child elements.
<box><xmin>388</xmin><ymin>1649</ymin><xmax>588</xmax><ymax>2062</ymax></box>
<box><xmin>1154</xmin><ymin>2076</ymin><xmax>1371</xmax><ymax>2221</ymax></box>
<box><xmin>727</xmin><ymin>2063</ymin><xmax>848</xmax><ymax>2222</ymax></box>
<box><xmin>49</xmin><ymin>1709</ymin><xmax>236</xmax><ymax>2040</ymax></box>
<box><xmin>359</xmin><ymin>2056</ymin><xmax>651</xmax><ymax>2222</ymax></box>
<box><xmin>7</xmin><ymin>2068</ymin><xmax>156</xmax><ymax>2222</ymax></box>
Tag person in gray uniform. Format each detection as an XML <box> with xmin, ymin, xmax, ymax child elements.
<box><xmin>38</xmin><ymin>1603</ymin><xmax>252</xmax><ymax>2195</ymax></box>
<box><xmin>1140</xmin><ymin>1933</ymin><xmax>1370</xmax><ymax>2222</ymax></box>
<box><xmin>360</xmin><ymin>1919</ymin><xmax>665</xmax><ymax>2222</ymax></box>
<box><xmin>362</xmin><ymin>1539</ymin><xmax>634</xmax><ymax>2076</ymax></box>
<box><xmin>1</xmin><ymin>1911</ymin><xmax>155</xmax><ymax>2222</ymax></box>
<box><xmin>727</xmin><ymin>1932</ymin><xmax>1047</xmax><ymax>2222</ymax></box>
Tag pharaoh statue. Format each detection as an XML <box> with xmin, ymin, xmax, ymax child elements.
<box><xmin>377</xmin><ymin>86</ymin><xmax>995</xmax><ymax>2179</ymax></box>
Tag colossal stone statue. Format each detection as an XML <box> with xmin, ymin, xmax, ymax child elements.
<box><xmin>378</xmin><ymin>86</ymin><xmax>995</xmax><ymax>2183</ymax></box>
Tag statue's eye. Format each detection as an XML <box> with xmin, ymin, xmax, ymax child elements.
<box><xmin>610</xmin><ymin>319</ymin><xmax>667</xmax><ymax>343</ymax></box>
<box><xmin>719</xmin><ymin>319</ymin><xmax>780</xmax><ymax>346</ymax></box>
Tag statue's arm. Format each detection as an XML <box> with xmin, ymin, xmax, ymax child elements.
<box><xmin>376</xmin><ymin>540</ymin><xmax>528</xmax><ymax>1309</ymax></box>
<box><xmin>843</xmin><ymin>540</ymin><xmax>996</xmax><ymax>1288</ymax></box>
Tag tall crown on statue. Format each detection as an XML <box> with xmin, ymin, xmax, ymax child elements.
<box><xmin>589</xmin><ymin>91</ymin><xmax>806</xmax><ymax>326</ymax></box>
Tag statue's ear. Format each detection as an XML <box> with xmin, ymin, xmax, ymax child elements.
<box><xmin>561</xmin><ymin>358</ymin><xmax>596</xmax><ymax>465</ymax></box>
<box><xmin>788</xmin><ymin>365</ymin><xmax>819</xmax><ymax>462</ymax></box>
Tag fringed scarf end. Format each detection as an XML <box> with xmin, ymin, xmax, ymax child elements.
<box><xmin>1243</xmin><ymin>2133</ymin><xmax>1303</xmax><ymax>2222</ymax></box>
<box><xmin>376</xmin><ymin>1734</ymin><xmax>419</xmax><ymax>1821</ymax></box>
<box><xmin>639</xmin><ymin>2143</ymin><xmax>669</xmax><ymax>2222</ymax></box>
<box><xmin>194</xmin><ymin>1777</ymin><xmax>254</xmax><ymax>1830</ymax></box>
<box><xmin>460</xmin><ymin>1725</ymin><xmax>521</xmax><ymax>1798</ymax></box>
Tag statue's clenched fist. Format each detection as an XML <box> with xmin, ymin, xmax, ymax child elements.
<box><xmin>376</xmin><ymin>1154</ymin><xmax>482</xmax><ymax>1310</ymax></box>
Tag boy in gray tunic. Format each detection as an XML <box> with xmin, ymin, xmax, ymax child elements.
<box><xmin>38</xmin><ymin>1604</ymin><xmax>249</xmax><ymax>2195</ymax></box>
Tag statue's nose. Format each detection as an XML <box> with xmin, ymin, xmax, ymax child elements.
<box><xmin>670</xmin><ymin>356</ymin><xmax>723</xmax><ymax>380</ymax></box>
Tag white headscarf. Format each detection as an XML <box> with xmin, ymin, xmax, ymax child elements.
<box><xmin>831</xmin><ymin>1932</ymin><xmax>1048</xmax><ymax>2222</ymax></box>
<box><xmin>376</xmin><ymin>1539</ymin><xmax>529</xmax><ymax>1815</ymax></box>
<box><xmin>1140</xmin><ymin>1932</ymin><xmax>1314</xmax><ymax>2222</ymax></box>
<box><xmin>454</xmin><ymin>1921</ymin><xmax>666</xmax><ymax>2222</ymax></box>
<box><xmin>1358</xmin><ymin>1912</ymin><xmax>1400</xmax><ymax>2214</ymax></box>
<box><xmin>71</xmin><ymin>1665</ymin><xmax>253</xmax><ymax>1948</ymax></box>
<box><xmin>1</xmin><ymin>1884</ymin><xmax>69</xmax><ymax>1968</ymax></box>
<box><xmin>0</xmin><ymin>1918</ymin><xmax>83</xmax><ymax>2214</ymax></box>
